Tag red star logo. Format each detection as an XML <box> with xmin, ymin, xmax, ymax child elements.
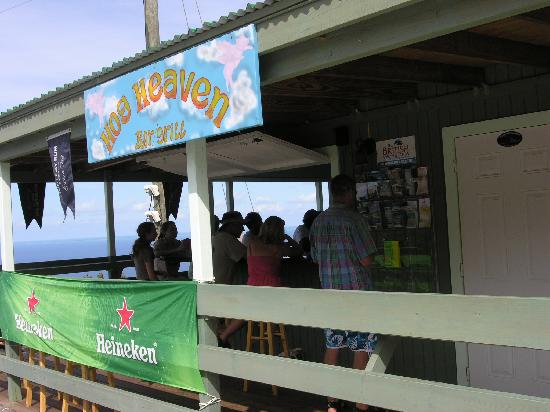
<box><xmin>27</xmin><ymin>290</ymin><xmax>39</xmax><ymax>313</ymax></box>
<box><xmin>116</xmin><ymin>297</ymin><xmax>134</xmax><ymax>332</ymax></box>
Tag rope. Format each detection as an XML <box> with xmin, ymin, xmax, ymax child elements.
<box><xmin>180</xmin><ymin>0</ymin><xmax>190</xmax><ymax>32</ymax></box>
<box><xmin>193</xmin><ymin>0</ymin><xmax>203</xmax><ymax>25</ymax></box>
<box><xmin>0</xmin><ymin>0</ymin><xmax>32</xmax><ymax>14</ymax></box>
<box><xmin>244</xmin><ymin>182</ymin><xmax>254</xmax><ymax>212</ymax></box>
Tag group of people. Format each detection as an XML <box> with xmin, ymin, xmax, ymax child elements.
<box><xmin>132</xmin><ymin>221</ymin><xmax>191</xmax><ymax>281</ymax></box>
<box><xmin>132</xmin><ymin>174</ymin><xmax>378</xmax><ymax>411</ymax></box>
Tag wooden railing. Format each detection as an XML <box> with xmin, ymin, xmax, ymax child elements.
<box><xmin>0</xmin><ymin>255</ymin><xmax>134</xmax><ymax>276</ymax></box>
<box><xmin>2</xmin><ymin>284</ymin><xmax>550</xmax><ymax>411</ymax></box>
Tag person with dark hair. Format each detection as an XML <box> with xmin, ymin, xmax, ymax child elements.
<box><xmin>241</xmin><ymin>211</ymin><xmax>262</xmax><ymax>247</ymax></box>
<box><xmin>153</xmin><ymin>221</ymin><xmax>191</xmax><ymax>279</ymax></box>
<box><xmin>132</xmin><ymin>222</ymin><xmax>158</xmax><ymax>281</ymax></box>
<box><xmin>219</xmin><ymin>216</ymin><xmax>302</xmax><ymax>346</ymax></box>
<box><xmin>212</xmin><ymin>211</ymin><xmax>247</xmax><ymax>285</ymax></box>
<box><xmin>310</xmin><ymin>174</ymin><xmax>378</xmax><ymax>412</ymax></box>
<box><xmin>293</xmin><ymin>209</ymin><xmax>321</xmax><ymax>257</ymax></box>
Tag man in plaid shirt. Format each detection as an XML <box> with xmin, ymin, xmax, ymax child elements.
<box><xmin>310</xmin><ymin>174</ymin><xmax>378</xmax><ymax>412</ymax></box>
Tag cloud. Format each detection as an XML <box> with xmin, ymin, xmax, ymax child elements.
<box><xmin>180</xmin><ymin>98</ymin><xmax>206</xmax><ymax>120</ymax></box>
<box><xmin>166</xmin><ymin>52</ymin><xmax>184</xmax><ymax>67</ymax></box>
<box><xmin>144</xmin><ymin>94</ymin><xmax>170</xmax><ymax>120</ymax></box>
<box><xmin>224</xmin><ymin>70</ymin><xmax>258</xmax><ymax>129</ymax></box>
<box><xmin>104</xmin><ymin>95</ymin><xmax>118</xmax><ymax>118</ymax></box>
<box><xmin>197</xmin><ymin>39</ymin><xmax>220</xmax><ymax>62</ymax></box>
<box><xmin>255</xmin><ymin>201</ymin><xmax>284</xmax><ymax>214</ymax></box>
<box><xmin>297</xmin><ymin>192</ymin><xmax>316</xmax><ymax>203</ymax></box>
<box><xmin>131</xmin><ymin>202</ymin><xmax>149</xmax><ymax>212</ymax></box>
<box><xmin>235</xmin><ymin>25</ymin><xmax>255</xmax><ymax>45</ymax></box>
<box><xmin>91</xmin><ymin>139</ymin><xmax>107</xmax><ymax>161</ymax></box>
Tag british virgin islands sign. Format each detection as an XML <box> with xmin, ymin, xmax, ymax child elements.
<box><xmin>84</xmin><ymin>24</ymin><xmax>263</xmax><ymax>163</ymax></box>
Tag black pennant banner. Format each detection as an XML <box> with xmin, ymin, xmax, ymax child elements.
<box><xmin>47</xmin><ymin>130</ymin><xmax>75</xmax><ymax>219</ymax></box>
<box><xmin>163</xmin><ymin>181</ymin><xmax>183</xmax><ymax>219</ymax></box>
<box><xmin>18</xmin><ymin>182</ymin><xmax>46</xmax><ymax>228</ymax></box>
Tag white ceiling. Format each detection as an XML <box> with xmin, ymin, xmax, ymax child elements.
<box><xmin>137</xmin><ymin>131</ymin><xmax>329</xmax><ymax>179</ymax></box>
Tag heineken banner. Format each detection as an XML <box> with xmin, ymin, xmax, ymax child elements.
<box><xmin>0</xmin><ymin>272</ymin><xmax>205</xmax><ymax>393</ymax></box>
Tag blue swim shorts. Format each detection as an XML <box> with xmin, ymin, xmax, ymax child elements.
<box><xmin>324</xmin><ymin>329</ymin><xmax>378</xmax><ymax>353</ymax></box>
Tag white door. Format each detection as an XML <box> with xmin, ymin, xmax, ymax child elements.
<box><xmin>456</xmin><ymin>123</ymin><xmax>550</xmax><ymax>397</ymax></box>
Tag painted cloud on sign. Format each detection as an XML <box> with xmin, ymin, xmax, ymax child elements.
<box><xmin>166</xmin><ymin>52</ymin><xmax>184</xmax><ymax>67</ymax></box>
<box><xmin>145</xmin><ymin>95</ymin><xmax>169</xmax><ymax>120</ymax></box>
<box><xmin>85</xmin><ymin>90</ymin><xmax>106</xmax><ymax>126</ymax></box>
<box><xmin>197</xmin><ymin>35</ymin><xmax>252</xmax><ymax>88</ymax></box>
<box><xmin>180</xmin><ymin>98</ymin><xmax>206</xmax><ymax>120</ymax></box>
<box><xmin>225</xmin><ymin>70</ymin><xmax>258</xmax><ymax>129</ymax></box>
<box><xmin>91</xmin><ymin>139</ymin><xmax>106</xmax><ymax>161</ymax></box>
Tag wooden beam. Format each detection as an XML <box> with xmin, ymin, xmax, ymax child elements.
<box><xmin>261</xmin><ymin>95</ymin><xmax>357</xmax><ymax>113</ymax></box>
<box><xmin>317</xmin><ymin>56</ymin><xmax>486</xmax><ymax>85</ymax></box>
<box><xmin>260</xmin><ymin>0</ymin><xmax>550</xmax><ymax>85</ymax></box>
<box><xmin>409</xmin><ymin>31</ymin><xmax>550</xmax><ymax>68</ymax></box>
<box><xmin>263</xmin><ymin>76</ymin><xmax>417</xmax><ymax>100</ymax></box>
<box><xmin>197</xmin><ymin>284</ymin><xmax>550</xmax><ymax>350</ymax></box>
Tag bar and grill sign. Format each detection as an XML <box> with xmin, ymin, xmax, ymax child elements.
<box><xmin>84</xmin><ymin>24</ymin><xmax>263</xmax><ymax>163</ymax></box>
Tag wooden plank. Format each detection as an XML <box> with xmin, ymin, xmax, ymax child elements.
<box><xmin>256</xmin><ymin>0</ymin><xmax>421</xmax><ymax>54</ymax></box>
<box><xmin>263</xmin><ymin>76</ymin><xmax>418</xmax><ymax>101</ymax></box>
<box><xmin>198</xmin><ymin>345</ymin><xmax>550</xmax><ymax>412</ymax></box>
<box><xmin>409</xmin><ymin>31</ymin><xmax>550</xmax><ymax>67</ymax></box>
<box><xmin>0</xmin><ymin>97</ymin><xmax>83</xmax><ymax>146</ymax></box>
<box><xmin>0</xmin><ymin>355</ymin><xmax>193</xmax><ymax>412</ymax></box>
<box><xmin>365</xmin><ymin>336</ymin><xmax>398</xmax><ymax>373</ymax></box>
<box><xmin>197</xmin><ymin>284</ymin><xmax>550</xmax><ymax>350</ymax></box>
<box><xmin>317</xmin><ymin>56</ymin><xmax>486</xmax><ymax>85</ymax></box>
<box><xmin>260</xmin><ymin>0</ymin><xmax>550</xmax><ymax>85</ymax></box>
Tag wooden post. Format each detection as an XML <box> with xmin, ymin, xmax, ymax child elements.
<box><xmin>143</xmin><ymin>0</ymin><xmax>160</xmax><ymax>49</ymax></box>
<box><xmin>225</xmin><ymin>181</ymin><xmax>234</xmax><ymax>212</ymax></box>
<box><xmin>104</xmin><ymin>173</ymin><xmax>117</xmax><ymax>278</ymax></box>
<box><xmin>186</xmin><ymin>139</ymin><xmax>220</xmax><ymax>411</ymax></box>
<box><xmin>315</xmin><ymin>181</ymin><xmax>323</xmax><ymax>211</ymax></box>
<box><xmin>0</xmin><ymin>161</ymin><xmax>22</xmax><ymax>402</ymax></box>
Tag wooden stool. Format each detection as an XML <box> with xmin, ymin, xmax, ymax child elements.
<box><xmin>62</xmin><ymin>361</ymin><xmax>116</xmax><ymax>412</ymax></box>
<box><xmin>243</xmin><ymin>321</ymin><xmax>289</xmax><ymax>396</ymax></box>
<box><xmin>18</xmin><ymin>347</ymin><xmax>61</xmax><ymax>412</ymax></box>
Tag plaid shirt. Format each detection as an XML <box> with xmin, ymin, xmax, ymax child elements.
<box><xmin>310</xmin><ymin>204</ymin><xmax>377</xmax><ymax>290</ymax></box>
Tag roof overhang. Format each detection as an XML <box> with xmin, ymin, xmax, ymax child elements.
<box><xmin>136</xmin><ymin>131</ymin><xmax>329</xmax><ymax>179</ymax></box>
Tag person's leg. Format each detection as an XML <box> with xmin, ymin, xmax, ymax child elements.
<box><xmin>352</xmin><ymin>351</ymin><xmax>370</xmax><ymax>411</ymax></box>
<box><xmin>324</xmin><ymin>329</ymin><xmax>346</xmax><ymax>411</ymax></box>
<box><xmin>219</xmin><ymin>319</ymin><xmax>246</xmax><ymax>343</ymax></box>
<box><xmin>349</xmin><ymin>332</ymin><xmax>378</xmax><ymax>411</ymax></box>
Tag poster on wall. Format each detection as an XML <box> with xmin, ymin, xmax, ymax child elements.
<box><xmin>84</xmin><ymin>24</ymin><xmax>263</xmax><ymax>163</ymax></box>
<box><xmin>376</xmin><ymin>136</ymin><xmax>416</xmax><ymax>166</ymax></box>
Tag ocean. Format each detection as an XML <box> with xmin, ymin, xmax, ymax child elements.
<box><xmin>5</xmin><ymin>228</ymin><xmax>297</xmax><ymax>278</ymax></box>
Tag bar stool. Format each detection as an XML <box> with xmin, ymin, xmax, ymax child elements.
<box><xmin>62</xmin><ymin>362</ymin><xmax>116</xmax><ymax>412</ymax></box>
<box><xmin>243</xmin><ymin>321</ymin><xmax>289</xmax><ymax>396</ymax></box>
<box><xmin>19</xmin><ymin>347</ymin><xmax>62</xmax><ymax>412</ymax></box>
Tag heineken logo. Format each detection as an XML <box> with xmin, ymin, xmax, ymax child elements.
<box><xmin>27</xmin><ymin>289</ymin><xmax>39</xmax><ymax>313</ymax></box>
<box><xmin>96</xmin><ymin>297</ymin><xmax>157</xmax><ymax>365</ymax></box>
<box><xmin>13</xmin><ymin>289</ymin><xmax>54</xmax><ymax>340</ymax></box>
<box><xmin>116</xmin><ymin>297</ymin><xmax>134</xmax><ymax>332</ymax></box>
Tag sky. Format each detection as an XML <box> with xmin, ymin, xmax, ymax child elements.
<box><xmin>0</xmin><ymin>0</ymin><xmax>328</xmax><ymax>245</ymax></box>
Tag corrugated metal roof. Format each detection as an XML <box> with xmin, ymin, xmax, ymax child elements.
<box><xmin>0</xmin><ymin>1</ymin><xmax>277</xmax><ymax>120</ymax></box>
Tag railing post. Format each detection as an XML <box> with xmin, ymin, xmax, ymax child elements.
<box><xmin>315</xmin><ymin>181</ymin><xmax>323</xmax><ymax>211</ymax></box>
<box><xmin>186</xmin><ymin>139</ymin><xmax>220</xmax><ymax>411</ymax></box>
<box><xmin>225</xmin><ymin>181</ymin><xmax>234</xmax><ymax>212</ymax></box>
<box><xmin>0</xmin><ymin>161</ymin><xmax>23</xmax><ymax>401</ymax></box>
<box><xmin>104</xmin><ymin>172</ymin><xmax>117</xmax><ymax>278</ymax></box>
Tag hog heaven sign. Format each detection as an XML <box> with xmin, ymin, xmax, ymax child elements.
<box><xmin>84</xmin><ymin>24</ymin><xmax>262</xmax><ymax>163</ymax></box>
<box><xmin>0</xmin><ymin>272</ymin><xmax>205</xmax><ymax>393</ymax></box>
<box><xmin>376</xmin><ymin>135</ymin><xmax>417</xmax><ymax>166</ymax></box>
